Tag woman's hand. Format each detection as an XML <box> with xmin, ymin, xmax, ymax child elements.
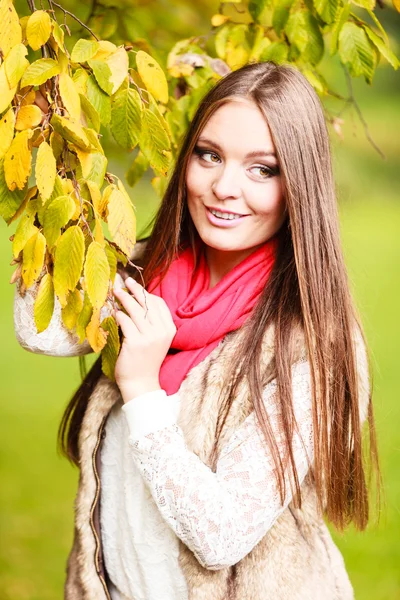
<box><xmin>113</xmin><ymin>278</ymin><xmax>177</xmax><ymax>403</ymax></box>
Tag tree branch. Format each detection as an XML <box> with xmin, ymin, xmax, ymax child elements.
<box><xmin>343</xmin><ymin>67</ymin><xmax>385</xmax><ymax>159</ymax></box>
<box><xmin>50</xmin><ymin>1</ymin><xmax>100</xmax><ymax>40</ymax></box>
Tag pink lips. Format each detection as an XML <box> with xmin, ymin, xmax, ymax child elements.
<box><xmin>205</xmin><ymin>206</ymin><xmax>249</xmax><ymax>228</ymax></box>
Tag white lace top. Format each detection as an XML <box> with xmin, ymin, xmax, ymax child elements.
<box><xmin>13</xmin><ymin>287</ymin><xmax>315</xmax><ymax>600</ymax></box>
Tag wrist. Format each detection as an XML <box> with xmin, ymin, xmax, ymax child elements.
<box><xmin>118</xmin><ymin>379</ymin><xmax>162</xmax><ymax>404</ymax></box>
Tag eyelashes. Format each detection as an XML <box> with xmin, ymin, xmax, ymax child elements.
<box><xmin>193</xmin><ymin>146</ymin><xmax>280</xmax><ymax>180</ymax></box>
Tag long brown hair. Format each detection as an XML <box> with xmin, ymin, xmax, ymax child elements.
<box><xmin>58</xmin><ymin>61</ymin><xmax>380</xmax><ymax>531</ymax></box>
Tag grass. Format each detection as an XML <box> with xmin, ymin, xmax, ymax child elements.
<box><xmin>0</xmin><ymin>65</ymin><xmax>399</xmax><ymax>599</ymax></box>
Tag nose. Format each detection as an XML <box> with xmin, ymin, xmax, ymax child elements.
<box><xmin>211</xmin><ymin>164</ymin><xmax>241</xmax><ymax>200</ymax></box>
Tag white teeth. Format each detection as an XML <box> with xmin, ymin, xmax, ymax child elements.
<box><xmin>209</xmin><ymin>209</ymin><xmax>242</xmax><ymax>220</ymax></box>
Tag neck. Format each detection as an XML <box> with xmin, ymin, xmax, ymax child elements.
<box><xmin>205</xmin><ymin>244</ymin><xmax>264</xmax><ymax>288</ymax></box>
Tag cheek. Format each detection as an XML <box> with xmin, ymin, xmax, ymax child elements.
<box><xmin>249</xmin><ymin>179</ymin><xmax>284</xmax><ymax>218</ymax></box>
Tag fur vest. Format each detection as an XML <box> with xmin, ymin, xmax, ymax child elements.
<box><xmin>64</xmin><ymin>311</ymin><xmax>370</xmax><ymax>600</ymax></box>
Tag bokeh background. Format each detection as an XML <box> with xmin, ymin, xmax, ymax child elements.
<box><xmin>0</xmin><ymin>1</ymin><xmax>399</xmax><ymax>598</ymax></box>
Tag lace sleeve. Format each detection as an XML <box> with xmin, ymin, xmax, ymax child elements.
<box><xmin>127</xmin><ymin>360</ymin><xmax>314</xmax><ymax>570</ymax></box>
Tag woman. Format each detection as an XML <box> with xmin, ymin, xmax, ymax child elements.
<box><xmin>14</xmin><ymin>61</ymin><xmax>379</xmax><ymax>600</ymax></box>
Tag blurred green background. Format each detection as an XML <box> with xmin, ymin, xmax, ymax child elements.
<box><xmin>1</xmin><ymin>2</ymin><xmax>400</xmax><ymax>599</ymax></box>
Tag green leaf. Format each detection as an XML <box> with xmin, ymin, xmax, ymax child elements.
<box><xmin>248</xmin><ymin>0</ymin><xmax>271</xmax><ymax>21</ymax></box>
<box><xmin>79</xmin><ymin>94</ymin><xmax>101</xmax><ymax>133</ymax></box>
<box><xmin>273</xmin><ymin>0</ymin><xmax>293</xmax><ymax>36</ymax></box>
<box><xmin>126</xmin><ymin>151</ymin><xmax>149</xmax><ymax>187</ymax></box>
<box><xmin>313</xmin><ymin>0</ymin><xmax>341</xmax><ymax>24</ymax></box>
<box><xmin>71</xmin><ymin>39</ymin><xmax>99</xmax><ymax>63</ymax></box>
<box><xmin>140</xmin><ymin>108</ymin><xmax>171</xmax><ymax>176</ymax></box>
<box><xmin>363</xmin><ymin>25</ymin><xmax>399</xmax><ymax>69</ymax></box>
<box><xmin>111</xmin><ymin>87</ymin><xmax>142</xmax><ymax>150</ymax></box>
<box><xmin>34</xmin><ymin>273</ymin><xmax>55</xmax><ymax>333</ymax></box>
<box><xmin>76</xmin><ymin>292</ymin><xmax>93</xmax><ymax>343</ymax></box>
<box><xmin>53</xmin><ymin>225</ymin><xmax>85</xmax><ymax>306</ymax></box>
<box><xmin>43</xmin><ymin>195</ymin><xmax>76</xmax><ymax>248</ymax></box>
<box><xmin>339</xmin><ymin>22</ymin><xmax>377</xmax><ymax>83</ymax></box>
<box><xmin>50</xmin><ymin>113</ymin><xmax>92</xmax><ymax>151</ymax></box>
<box><xmin>76</xmin><ymin>153</ymin><xmax>108</xmax><ymax>188</ymax></box>
<box><xmin>20</xmin><ymin>58</ymin><xmax>60</xmax><ymax>88</ymax></box>
<box><xmin>286</xmin><ymin>10</ymin><xmax>324</xmax><ymax>65</ymax></box>
<box><xmin>260</xmin><ymin>41</ymin><xmax>289</xmax><ymax>63</ymax></box>
<box><xmin>329</xmin><ymin>4</ymin><xmax>351</xmax><ymax>55</ymax></box>
<box><xmin>12</xmin><ymin>213</ymin><xmax>38</xmax><ymax>258</ymax></box>
<box><xmin>101</xmin><ymin>316</ymin><xmax>120</xmax><ymax>381</ymax></box>
<box><xmin>86</xmin><ymin>74</ymin><xmax>111</xmax><ymax>126</ymax></box>
<box><xmin>351</xmin><ymin>0</ymin><xmax>375</xmax><ymax>8</ymax></box>
<box><xmin>88</xmin><ymin>58</ymin><xmax>113</xmax><ymax>94</ymax></box>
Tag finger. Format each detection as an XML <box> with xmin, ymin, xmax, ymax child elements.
<box><xmin>113</xmin><ymin>288</ymin><xmax>151</xmax><ymax>332</ymax></box>
<box><xmin>125</xmin><ymin>278</ymin><xmax>166</xmax><ymax>326</ymax></box>
<box><xmin>115</xmin><ymin>310</ymin><xmax>140</xmax><ymax>340</ymax></box>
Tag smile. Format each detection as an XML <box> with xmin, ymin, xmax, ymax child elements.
<box><xmin>209</xmin><ymin>209</ymin><xmax>243</xmax><ymax>220</ymax></box>
<box><xmin>205</xmin><ymin>206</ymin><xmax>249</xmax><ymax>228</ymax></box>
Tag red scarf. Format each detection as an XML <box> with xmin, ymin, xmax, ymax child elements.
<box><xmin>148</xmin><ymin>238</ymin><xmax>278</xmax><ymax>395</ymax></box>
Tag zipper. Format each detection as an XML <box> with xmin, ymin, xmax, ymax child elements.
<box><xmin>90</xmin><ymin>417</ymin><xmax>111</xmax><ymax>600</ymax></box>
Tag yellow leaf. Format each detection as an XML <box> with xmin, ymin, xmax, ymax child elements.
<box><xmin>71</xmin><ymin>38</ymin><xmax>99</xmax><ymax>63</ymax></box>
<box><xmin>136</xmin><ymin>50</ymin><xmax>168</xmax><ymax>104</ymax></box>
<box><xmin>51</xmin><ymin>20</ymin><xmax>64</xmax><ymax>49</ymax></box>
<box><xmin>12</xmin><ymin>213</ymin><xmax>38</xmax><ymax>258</ymax></box>
<box><xmin>53</xmin><ymin>225</ymin><xmax>85</xmax><ymax>306</ymax></box>
<box><xmin>61</xmin><ymin>288</ymin><xmax>83</xmax><ymax>330</ymax></box>
<box><xmin>92</xmin><ymin>40</ymin><xmax>117</xmax><ymax>60</ymax></box>
<box><xmin>15</xmin><ymin>104</ymin><xmax>42</xmax><ymax>130</ymax></box>
<box><xmin>101</xmin><ymin>316</ymin><xmax>120</xmax><ymax>381</ymax></box>
<box><xmin>43</xmin><ymin>194</ymin><xmax>76</xmax><ymax>248</ymax></box>
<box><xmin>19</xmin><ymin>16</ymin><xmax>29</xmax><ymax>41</ymax></box>
<box><xmin>26</xmin><ymin>10</ymin><xmax>52</xmax><ymax>51</ymax></box>
<box><xmin>86</xmin><ymin>308</ymin><xmax>108</xmax><ymax>352</ymax></box>
<box><xmin>59</xmin><ymin>72</ymin><xmax>81</xmax><ymax>121</ymax></box>
<box><xmin>22</xmin><ymin>230</ymin><xmax>46</xmax><ymax>288</ymax></box>
<box><xmin>0</xmin><ymin>0</ymin><xmax>22</xmax><ymax>58</ymax></box>
<box><xmin>18</xmin><ymin>88</ymin><xmax>36</xmax><ymax>107</ymax></box>
<box><xmin>94</xmin><ymin>218</ymin><xmax>105</xmax><ymax>246</ymax></box>
<box><xmin>99</xmin><ymin>184</ymin><xmax>113</xmax><ymax>220</ymax></box>
<box><xmin>394</xmin><ymin>0</ymin><xmax>400</xmax><ymax>10</ymax></box>
<box><xmin>86</xmin><ymin>179</ymin><xmax>102</xmax><ymax>214</ymax></box>
<box><xmin>4</xmin><ymin>129</ymin><xmax>33</xmax><ymax>191</ymax></box>
<box><xmin>50</xmin><ymin>113</ymin><xmax>92</xmax><ymax>151</ymax></box>
<box><xmin>107</xmin><ymin>186</ymin><xmax>136</xmax><ymax>256</ymax></box>
<box><xmin>0</xmin><ymin>108</ymin><xmax>16</xmax><ymax>160</ymax></box>
<box><xmin>72</xmin><ymin>145</ymin><xmax>92</xmax><ymax>178</ymax></box>
<box><xmin>76</xmin><ymin>291</ymin><xmax>93</xmax><ymax>342</ymax></box>
<box><xmin>84</xmin><ymin>241</ymin><xmax>110</xmax><ymax>308</ymax></box>
<box><xmin>20</xmin><ymin>58</ymin><xmax>60</xmax><ymax>89</ymax></box>
<box><xmin>4</xmin><ymin>43</ymin><xmax>29</xmax><ymax>89</ymax></box>
<box><xmin>211</xmin><ymin>14</ymin><xmax>229</xmax><ymax>27</ymax></box>
<box><xmin>7</xmin><ymin>184</ymin><xmax>38</xmax><ymax>225</ymax></box>
<box><xmin>49</xmin><ymin>130</ymin><xmax>64</xmax><ymax>160</ymax></box>
<box><xmin>0</xmin><ymin>63</ymin><xmax>17</xmax><ymax>114</ymax></box>
<box><xmin>36</xmin><ymin>141</ymin><xmax>56</xmax><ymax>201</ymax></box>
<box><xmin>106</xmin><ymin>46</ymin><xmax>129</xmax><ymax>94</ymax></box>
<box><xmin>34</xmin><ymin>273</ymin><xmax>54</xmax><ymax>333</ymax></box>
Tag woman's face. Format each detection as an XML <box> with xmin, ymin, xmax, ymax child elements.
<box><xmin>186</xmin><ymin>99</ymin><xmax>286</xmax><ymax>263</ymax></box>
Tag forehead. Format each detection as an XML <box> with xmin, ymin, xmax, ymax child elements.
<box><xmin>199</xmin><ymin>99</ymin><xmax>275</xmax><ymax>154</ymax></box>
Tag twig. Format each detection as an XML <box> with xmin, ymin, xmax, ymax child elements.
<box><xmin>50</xmin><ymin>1</ymin><xmax>100</xmax><ymax>40</ymax></box>
<box><xmin>343</xmin><ymin>67</ymin><xmax>385</xmax><ymax>159</ymax></box>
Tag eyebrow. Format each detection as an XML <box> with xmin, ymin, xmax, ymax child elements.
<box><xmin>197</xmin><ymin>137</ymin><xmax>277</xmax><ymax>159</ymax></box>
